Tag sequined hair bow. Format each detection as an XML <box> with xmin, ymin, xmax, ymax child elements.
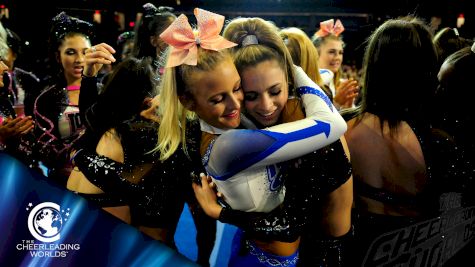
<box><xmin>117</xmin><ymin>31</ymin><xmax>135</xmax><ymax>46</ymax></box>
<box><xmin>160</xmin><ymin>8</ymin><xmax>237</xmax><ymax>68</ymax></box>
<box><xmin>51</xmin><ymin>12</ymin><xmax>94</xmax><ymax>41</ymax></box>
<box><xmin>143</xmin><ymin>3</ymin><xmax>174</xmax><ymax>18</ymax></box>
<box><xmin>315</xmin><ymin>19</ymin><xmax>345</xmax><ymax>38</ymax></box>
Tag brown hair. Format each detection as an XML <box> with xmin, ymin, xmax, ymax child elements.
<box><xmin>223</xmin><ymin>17</ymin><xmax>297</xmax><ymax>96</ymax></box>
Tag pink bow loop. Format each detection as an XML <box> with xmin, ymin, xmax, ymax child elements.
<box><xmin>194</xmin><ymin>8</ymin><xmax>237</xmax><ymax>51</ymax></box>
<box><xmin>160</xmin><ymin>8</ymin><xmax>237</xmax><ymax>68</ymax></box>
<box><xmin>316</xmin><ymin>19</ymin><xmax>345</xmax><ymax>38</ymax></box>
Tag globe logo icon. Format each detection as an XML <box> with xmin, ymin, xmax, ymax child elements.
<box><xmin>33</xmin><ymin>207</ymin><xmax>63</xmax><ymax>238</ymax></box>
<box><xmin>28</xmin><ymin>202</ymin><xmax>64</xmax><ymax>242</ymax></box>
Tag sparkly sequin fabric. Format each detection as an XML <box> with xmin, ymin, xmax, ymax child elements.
<box><xmin>0</xmin><ymin>93</ymin><xmax>15</xmax><ymax>120</ymax></box>
<box><xmin>228</xmin><ymin>229</ymin><xmax>300</xmax><ymax>267</ymax></box>
<box><xmin>74</xmin><ymin>119</ymin><xmax>204</xmax><ymax>227</ymax></box>
<box><xmin>50</xmin><ymin>12</ymin><xmax>94</xmax><ymax>42</ymax></box>
<box><xmin>4</xmin><ymin>68</ymin><xmax>42</xmax><ymax>116</ymax></box>
<box><xmin>349</xmin><ymin>122</ymin><xmax>465</xmax><ymax>266</ymax></box>
<box><xmin>290</xmin><ymin>139</ymin><xmax>352</xmax><ymax>267</ymax></box>
<box><xmin>0</xmin><ymin>89</ymin><xmax>36</xmax><ymax>166</ymax></box>
<box><xmin>33</xmin><ymin>84</ymin><xmax>84</xmax><ymax>185</ymax></box>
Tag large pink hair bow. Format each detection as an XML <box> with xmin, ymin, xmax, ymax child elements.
<box><xmin>160</xmin><ymin>8</ymin><xmax>237</xmax><ymax>68</ymax></box>
<box><xmin>315</xmin><ymin>19</ymin><xmax>345</xmax><ymax>38</ymax></box>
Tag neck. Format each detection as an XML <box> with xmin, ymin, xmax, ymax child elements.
<box><xmin>199</xmin><ymin>119</ymin><xmax>229</xmax><ymax>135</ymax></box>
<box><xmin>66</xmin><ymin>75</ymin><xmax>81</xmax><ymax>88</ymax></box>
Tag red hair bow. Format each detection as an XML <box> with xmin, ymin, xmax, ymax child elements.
<box><xmin>160</xmin><ymin>8</ymin><xmax>237</xmax><ymax>68</ymax></box>
<box><xmin>315</xmin><ymin>19</ymin><xmax>345</xmax><ymax>38</ymax></box>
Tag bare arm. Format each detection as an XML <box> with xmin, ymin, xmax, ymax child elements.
<box><xmin>67</xmin><ymin>129</ymin><xmax>124</xmax><ymax>193</ymax></box>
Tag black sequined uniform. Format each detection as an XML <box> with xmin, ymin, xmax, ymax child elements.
<box><xmin>73</xmin><ymin>118</ymin><xmax>203</xmax><ymax>229</ymax></box>
<box><xmin>33</xmin><ymin>82</ymin><xmax>84</xmax><ymax>185</ymax></box>
<box><xmin>351</xmin><ymin>123</ymin><xmax>464</xmax><ymax>266</ymax></box>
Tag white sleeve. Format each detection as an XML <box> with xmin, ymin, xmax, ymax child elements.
<box><xmin>319</xmin><ymin>68</ymin><xmax>336</xmax><ymax>96</ymax></box>
<box><xmin>204</xmin><ymin>66</ymin><xmax>347</xmax><ymax>181</ymax></box>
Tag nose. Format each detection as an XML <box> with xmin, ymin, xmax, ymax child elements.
<box><xmin>227</xmin><ymin>93</ymin><xmax>241</xmax><ymax>111</ymax></box>
<box><xmin>76</xmin><ymin>52</ymin><xmax>86</xmax><ymax>63</ymax></box>
<box><xmin>0</xmin><ymin>60</ymin><xmax>8</xmax><ymax>72</ymax></box>
<box><xmin>258</xmin><ymin>94</ymin><xmax>274</xmax><ymax>112</ymax></box>
<box><xmin>335</xmin><ymin>52</ymin><xmax>343</xmax><ymax>61</ymax></box>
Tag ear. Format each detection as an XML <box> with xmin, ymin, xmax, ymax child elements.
<box><xmin>55</xmin><ymin>51</ymin><xmax>61</xmax><ymax>63</ymax></box>
<box><xmin>150</xmin><ymin>36</ymin><xmax>158</xmax><ymax>48</ymax></box>
<box><xmin>179</xmin><ymin>94</ymin><xmax>195</xmax><ymax>111</ymax></box>
<box><xmin>11</xmin><ymin>51</ymin><xmax>17</xmax><ymax>62</ymax></box>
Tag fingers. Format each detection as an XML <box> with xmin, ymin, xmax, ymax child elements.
<box><xmin>140</xmin><ymin>95</ymin><xmax>161</xmax><ymax>122</ymax></box>
<box><xmin>12</xmin><ymin>117</ymin><xmax>34</xmax><ymax>135</ymax></box>
<box><xmin>17</xmin><ymin>120</ymin><xmax>35</xmax><ymax>135</ymax></box>
<box><xmin>96</xmin><ymin>42</ymin><xmax>116</xmax><ymax>54</ymax></box>
<box><xmin>93</xmin><ymin>44</ymin><xmax>116</xmax><ymax>61</ymax></box>
<box><xmin>3</xmin><ymin>116</ymin><xmax>23</xmax><ymax>127</ymax></box>
<box><xmin>348</xmin><ymin>90</ymin><xmax>359</xmax><ymax>99</ymax></box>
<box><xmin>191</xmin><ymin>180</ymin><xmax>200</xmax><ymax>191</ymax></box>
<box><xmin>89</xmin><ymin>49</ymin><xmax>116</xmax><ymax>63</ymax></box>
<box><xmin>339</xmin><ymin>80</ymin><xmax>358</xmax><ymax>91</ymax></box>
<box><xmin>0</xmin><ymin>117</ymin><xmax>33</xmax><ymax>139</ymax></box>
<box><xmin>143</xmin><ymin>97</ymin><xmax>153</xmax><ymax>108</ymax></box>
<box><xmin>5</xmin><ymin>116</ymin><xmax>32</xmax><ymax>129</ymax></box>
<box><xmin>19</xmin><ymin>124</ymin><xmax>34</xmax><ymax>135</ymax></box>
<box><xmin>85</xmin><ymin>48</ymin><xmax>116</xmax><ymax>64</ymax></box>
<box><xmin>139</xmin><ymin>109</ymin><xmax>161</xmax><ymax>123</ymax></box>
<box><xmin>203</xmin><ymin>175</ymin><xmax>225</xmax><ymax>200</ymax></box>
<box><xmin>84</xmin><ymin>43</ymin><xmax>116</xmax><ymax>77</ymax></box>
<box><xmin>200</xmin><ymin>172</ymin><xmax>209</xmax><ymax>187</ymax></box>
<box><xmin>191</xmin><ymin>173</ymin><xmax>220</xmax><ymax>197</ymax></box>
<box><xmin>338</xmin><ymin>80</ymin><xmax>359</xmax><ymax>98</ymax></box>
<box><xmin>150</xmin><ymin>95</ymin><xmax>160</xmax><ymax>108</ymax></box>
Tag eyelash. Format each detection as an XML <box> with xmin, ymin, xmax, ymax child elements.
<box><xmin>244</xmin><ymin>88</ymin><xmax>280</xmax><ymax>101</ymax></box>
<box><xmin>65</xmin><ymin>50</ymin><xmax>87</xmax><ymax>55</ymax></box>
<box><xmin>270</xmin><ymin>90</ymin><xmax>281</xmax><ymax>96</ymax></box>
<box><xmin>211</xmin><ymin>98</ymin><xmax>223</xmax><ymax>104</ymax></box>
<box><xmin>212</xmin><ymin>87</ymin><xmax>242</xmax><ymax>104</ymax></box>
<box><xmin>244</xmin><ymin>94</ymin><xmax>256</xmax><ymax>101</ymax></box>
<box><xmin>329</xmin><ymin>50</ymin><xmax>343</xmax><ymax>55</ymax></box>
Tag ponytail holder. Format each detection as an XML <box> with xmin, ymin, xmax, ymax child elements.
<box><xmin>315</xmin><ymin>19</ymin><xmax>345</xmax><ymax>38</ymax></box>
<box><xmin>241</xmin><ymin>35</ymin><xmax>258</xmax><ymax>47</ymax></box>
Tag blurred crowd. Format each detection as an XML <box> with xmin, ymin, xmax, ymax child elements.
<box><xmin>1</xmin><ymin>3</ymin><xmax>474</xmax><ymax>267</ymax></box>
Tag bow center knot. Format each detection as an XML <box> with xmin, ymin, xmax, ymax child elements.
<box><xmin>193</xmin><ymin>30</ymin><xmax>201</xmax><ymax>45</ymax></box>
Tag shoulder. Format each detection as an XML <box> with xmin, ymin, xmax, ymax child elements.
<box><xmin>14</xmin><ymin>67</ymin><xmax>40</xmax><ymax>83</ymax></box>
<box><xmin>96</xmin><ymin>129</ymin><xmax>125</xmax><ymax>163</ymax></box>
<box><xmin>35</xmin><ymin>84</ymin><xmax>64</xmax><ymax>106</ymax></box>
<box><xmin>38</xmin><ymin>83</ymin><xmax>62</xmax><ymax>96</ymax></box>
<box><xmin>345</xmin><ymin>116</ymin><xmax>362</xmax><ymax>134</ymax></box>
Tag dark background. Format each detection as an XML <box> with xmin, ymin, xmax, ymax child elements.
<box><xmin>0</xmin><ymin>0</ymin><xmax>472</xmax><ymax>79</ymax></box>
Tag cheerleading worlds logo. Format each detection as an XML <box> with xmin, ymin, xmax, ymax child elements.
<box><xmin>16</xmin><ymin>202</ymin><xmax>80</xmax><ymax>258</ymax></box>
